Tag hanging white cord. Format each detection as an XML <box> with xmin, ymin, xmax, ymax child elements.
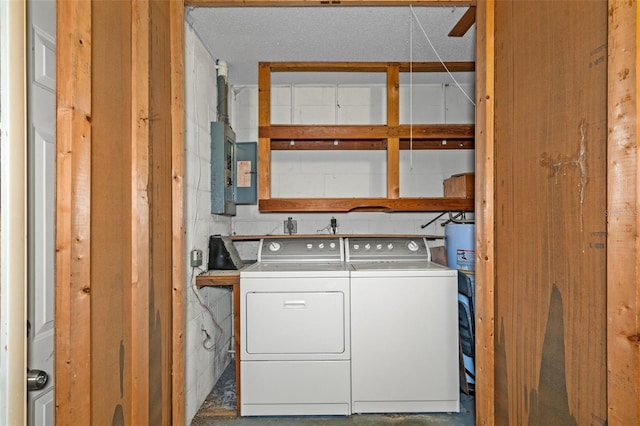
<box><xmin>409</xmin><ymin>7</ymin><xmax>414</xmax><ymax>169</ymax></box>
<box><xmin>409</xmin><ymin>5</ymin><xmax>476</xmax><ymax>107</ymax></box>
<box><xmin>190</xmin><ymin>40</ymin><xmax>202</xmax><ymax>246</ymax></box>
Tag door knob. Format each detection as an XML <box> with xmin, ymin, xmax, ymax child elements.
<box><xmin>27</xmin><ymin>369</ymin><xmax>49</xmax><ymax>391</ymax></box>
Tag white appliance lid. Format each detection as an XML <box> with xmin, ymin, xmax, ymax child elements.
<box><xmin>241</xmin><ymin>261</ymin><xmax>350</xmax><ymax>278</ymax></box>
<box><xmin>350</xmin><ymin>261</ymin><xmax>450</xmax><ymax>271</ymax></box>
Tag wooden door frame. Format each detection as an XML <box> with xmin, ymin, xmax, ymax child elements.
<box><xmin>474</xmin><ymin>1</ymin><xmax>639</xmax><ymax>424</ymax></box>
<box><xmin>54</xmin><ymin>1</ymin><xmax>639</xmax><ymax>425</ymax></box>
<box><xmin>55</xmin><ymin>1</ymin><xmax>185</xmax><ymax>424</ymax></box>
<box><xmin>606</xmin><ymin>2</ymin><xmax>639</xmax><ymax>424</ymax></box>
<box><xmin>0</xmin><ymin>2</ymin><xmax>28</xmax><ymax>425</ymax></box>
<box><xmin>474</xmin><ymin>1</ymin><xmax>494</xmax><ymax>423</ymax></box>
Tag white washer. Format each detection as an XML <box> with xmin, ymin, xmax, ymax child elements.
<box><xmin>347</xmin><ymin>237</ymin><xmax>459</xmax><ymax>414</ymax></box>
<box><xmin>240</xmin><ymin>237</ymin><xmax>350</xmax><ymax>416</ymax></box>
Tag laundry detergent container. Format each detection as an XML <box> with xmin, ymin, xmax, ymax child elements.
<box><xmin>444</xmin><ymin>223</ymin><xmax>475</xmax><ymax>271</ymax></box>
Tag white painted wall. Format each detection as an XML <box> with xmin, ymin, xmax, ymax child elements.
<box><xmin>184</xmin><ymin>24</ymin><xmax>234</xmax><ymax>424</ymax></box>
<box><xmin>230</xmin><ymin>81</ymin><xmax>475</xmax><ymax>260</ymax></box>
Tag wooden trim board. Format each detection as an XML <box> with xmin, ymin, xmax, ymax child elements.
<box><xmin>55</xmin><ymin>1</ymin><xmax>92</xmax><ymax>423</ymax></box>
<box><xmin>473</xmin><ymin>1</ymin><xmax>494</xmax><ymax>424</ymax></box>
<box><xmin>607</xmin><ymin>2</ymin><xmax>640</xmax><ymax>425</ymax></box>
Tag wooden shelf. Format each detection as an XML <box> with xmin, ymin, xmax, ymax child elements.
<box><xmin>258</xmin><ymin>197</ymin><xmax>474</xmax><ymax>212</ymax></box>
<box><xmin>258</xmin><ymin>61</ymin><xmax>475</xmax><ymax>212</ymax></box>
<box><xmin>270</xmin><ymin>139</ymin><xmax>474</xmax><ymax>150</ymax></box>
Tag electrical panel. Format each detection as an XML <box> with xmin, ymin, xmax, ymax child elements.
<box><xmin>211</xmin><ymin>124</ymin><xmax>258</xmax><ymax>215</ymax></box>
<box><xmin>211</xmin><ymin>122</ymin><xmax>236</xmax><ymax>215</ymax></box>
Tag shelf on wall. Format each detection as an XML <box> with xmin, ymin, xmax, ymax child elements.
<box><xmin>257</xmin><ymin>61</ymin><xmax>476</xmax><ymax>212</ymax></box>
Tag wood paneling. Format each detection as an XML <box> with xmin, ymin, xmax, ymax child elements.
<box><xmin>493</xmin><ymin>1</ymin><xmax>607</xmax><ymax>425</ymax></box>
<box><xmin>132</xmin><ymin>1</ymin><xmax>151</xmax><ymax>424</ymax></box>
<box><xmin>91</xmin><ymin>2</ymin><xmax>134</xmax><ymax>423</ymax></box>
<box><xmin>55</xmin><ymin>1</ymin><xmax>179</xmax><ymax>424</ymax></box>
<box><xmin>149</xmin><ymin>0</ymin><xmax>174</xmax><ymax>424</ymax></box>
<box><xmin>55</xmin><ymin>0</ymin><xmax>92</xmax><ymax>424</ymax></box>
<box><xmin>607</xmin><ymin>2</ymin><xmax>640</xmax><ymax>425</ymax></box>
<box><xmin>474</xmin><ymin>0</ymin><xmax>494</xmax><ymax>424</ymax></box>
<box><xmin>169</xmin><ymin>1</ymin><xmax>186</xmax><ymax>424</ymax></box>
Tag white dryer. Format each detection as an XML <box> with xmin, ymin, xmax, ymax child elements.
<box><xmin>347</xmin><ymin>237</ymin><xmax>459</xmax><ymax>414</ymax></box>
<box><xmin>239</xmin><ymin>237</ymin><xmax>350</xmax><ymax>416</ymax></box>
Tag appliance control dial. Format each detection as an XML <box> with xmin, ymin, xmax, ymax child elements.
<box><xmin>353</xmin><ymin>244</ymin><xmax>360</xmax><ymax>250</ymax></box>
<box><xmin>306</xmin><ymin>243</ymin><xmax>313</xmax><ymax>250</ymax></box>
<box><xmin>387</xmin><ymin>243</ymin><xmax>394</xmax><ymax>250</ymax></box>
<box><xmin>318</xmin><ymin>243</ymin><xmax>325</xmax><ymax>249</ymax></box>
<box><xmin>407</xmin><ymin>240</ymin><xmax>420</xmax><ymax>252</ymax></box>
<box><xmin>268</xmin><ymin>241</ymin><xmax>282</xmax><ymax>252</ymax></box>
<box><xmin>376</xmin><ymin>244</ymin><xmax>383</xmax><ymax>250</ymax></box>
<box><xmin>329</xmin><ymin>242</ymin><xmax>336</xmax><ymax>249</ymax></box>
<box><xmin>364</xmin><ymin>244</ymin><xmax>371</xmax><ymax>250</ymax></box>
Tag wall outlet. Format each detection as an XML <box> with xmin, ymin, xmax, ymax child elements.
<box><xmin>283</xmin><ymin>217</ymin><xmax>297</xmax><ymax>234</ymax></box>
<box><xmin>190</xmin><ymin>249</ymin><xmax>203</xmax><ymax>267</ymax></box>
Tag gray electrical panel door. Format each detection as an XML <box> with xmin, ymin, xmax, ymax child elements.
<box><xmin>235</xmin><ymin>142</ymin><xmax>257</xmax><ymax>204</ymax></box>
<box><xmin>211</xmin><ymin>122</ymin><xmax>236</xmax><ymax>215</ymax></box>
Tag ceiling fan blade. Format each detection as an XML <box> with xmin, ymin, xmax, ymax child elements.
<box><xmin>448</xmin><ymin>6</ymin><xmax>476</xmax><ymax>37</ymax></box>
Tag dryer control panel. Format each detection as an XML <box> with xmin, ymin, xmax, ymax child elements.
<box><xmin>346</xmin><ymin>237</ymin><xmax>431</xmax><ymax>262</ymax></box>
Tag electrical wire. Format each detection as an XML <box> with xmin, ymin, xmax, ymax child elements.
<box><xmin>316</xmin><ymin>224</ymin><xmax>332</xmax><ymax>234</ymax></box>
<box><xmin>187</xmin><ymin>25</ymin><xmax>227</xmax><ymax>355</ymax></box>
<box><xmin>190</xmin><ymin>36</ymin><xmax>202</xmax><ymax>249</ymax></box>
<box><xmin>409</xmin><ymin>5</ymin><xmax>476</xmax><ymax>107</ymax></box>
<box><xmin>190</xmin><ymin>267</ymin><xmax>225</xmax><ymax>352</ymax></box>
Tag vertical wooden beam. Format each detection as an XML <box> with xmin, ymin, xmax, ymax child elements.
<box><xmin>607</xmin><ymin>1</ymin><xmax>640</xmax><ymax>425</ymax></box>
<box><xmin>91</xmin><ymin>0</ymin><xmax>134</xmax><ymax>421</ymax></box>
<box><xmin>474</xmin><ymin>0</ymin><xmax>495</xmax><ymax>424</ymax></box>
<box><xmin>258</xmin><ymin>62</ymin><xmax>272</xmax><ymax>200</ymax></box>
<box><xmin>387</xmin><ymin>63</ymin><xmax>400</xmax><ymax>199</ymax></box>
<box><xmin>131</xmin><ymin>0</ymin><xmax>150</xmax><ymax>424</ymax></box>
<box><xmin>170</xmin><ymin>1</ymin><xmax>186</xmax><ymax>424</ymax></box>
<box><xmin>55</xmin><ymin>0</ymin><xmax>92</xmax><ymax>424</ymax></box>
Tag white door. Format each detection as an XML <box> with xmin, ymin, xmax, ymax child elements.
<box><xmin>27</xmin><ymin>0</ymin><xmax>56</xmax><ymax>424</ymax></box>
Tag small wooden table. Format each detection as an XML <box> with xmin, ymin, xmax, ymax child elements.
<box><xmin>196</xmin><ymin>268</ymin><xmax>244</xmax><ymax>417</ymax></box>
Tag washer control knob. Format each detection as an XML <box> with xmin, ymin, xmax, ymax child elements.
<box><xmin>268</xmin><ymin>241</ymin><xmax>282</xmax><ymax>252</ymax></box>
<box><xmin>306</xmin><ymin>243</ymin><xmax>313</xmax><ymax>250</ymax></box>
<box><xmin>353</xmin><ymin>244</ymin><xmax>360</xmax><ymax>250</ymax></box>
<box><xmin>329</xmin><ymin>242</ymin><xmax>336</xmax><ymax>249</ymax></box>
<box><xmin>387</xmin><ymin>243</ymin><xmax>394</xmax><ymax>250</ymax></box>
<box><xmin>318</xmin><ymin>243</ymin><xmax>325</xmax><ymax>249</ymax></box>
<box><xmin>376</xmin><ymin>244</ymin><xmax>383</xmax><ymax>250</ymax></box>
<box><xmin>407</xmin><ymin>240</ymin><xmax>420</xmax><ymax>252</ymax></box>
<box><xmin>364</xmin><ymin>244</ymin><xmax>371</xmax><ymax>251</ymax></box>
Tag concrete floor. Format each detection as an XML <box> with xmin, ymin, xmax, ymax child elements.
<box><xmin>191</xmin><ymin>362</ymin><xmax>475</xmax><ymax>426</ymax></box>
<box><xmin>191</xmin><ymin>393</ymin><xmax>475</xmax><ymax>426</ymax></box>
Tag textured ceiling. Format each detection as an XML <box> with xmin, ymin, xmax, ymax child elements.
<box><xmin>186</xmin><ymin>6</ymin><xmax>476</xmax><ymax>85</ymax></box>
